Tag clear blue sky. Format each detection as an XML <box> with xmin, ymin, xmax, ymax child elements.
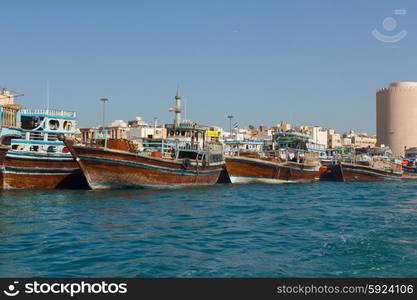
<box><xmin>1</xmin><ymin>0</ymin><xmax>417</xmax><ymax>134</ymax></box>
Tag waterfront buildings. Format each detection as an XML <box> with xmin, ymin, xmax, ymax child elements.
<box><xmin>273</xmin><ymin>123</ymin><xmax>292</xmax><ymax>132</ymax></box>
<box><xmin>343</xmin><ymin>130</ymin><xmax>377</xmax><ymax>148</ymax></box>
<box><xmin>308</xmin><ymin>126</ymin><xmax>328</xmax><ymax>150</ymax></box>
<box><xmin>377</xmin><ymin>82</ymin><xmax>417</xmax><ymax>156</ymax></box>
<box><xmin>0</xmin><ymin>88</ymin><xmax>21</xmax><ymax>144</ymax></box>
<box><xmin>127</xmin><ymin>116</ymin><xmax>166</xmax><ymax>140</ymax></box>
<box><xmin>327</xmin><ymin>130</ymin><xmax>342</xmax><ymax>149</ymax></box>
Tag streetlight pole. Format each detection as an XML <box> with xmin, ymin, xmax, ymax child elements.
<box><xmin>99</xmin><ymin>98</ymin><xmax>109</xmax><ymax>128</ymax></box>
<box><xmin>227</xmin><ymin>115</ymin><xmax>234</xmax><ymax>138</ymax></box>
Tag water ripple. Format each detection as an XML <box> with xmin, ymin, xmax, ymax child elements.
<box><xmin>1</xmin><ymin>181</ymin><xmax>417</xmax><ymax>277</ymax></box>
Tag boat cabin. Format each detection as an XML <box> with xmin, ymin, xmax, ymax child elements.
<box><xmin>10</xmin><ymin>109</ymin><xmax>76</xmax><ymax>154</ymax></box>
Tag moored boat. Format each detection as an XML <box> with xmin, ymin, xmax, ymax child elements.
<box><xmin>225</xmin><ymin>130</ymin><xmax>325</xmax><ymax>184</ymax></box>
<box><xmin>321</xmin><ymin>147</ymin><xmax>403</xmax><ymax>182</ymax></box>
<box><xmin>62</xmin><ymin>89</ymin><xmax>225</xmax><ymax>189</ymax></box>
<box><xmin>225</xmin><ymin>151</ymin><xmax>324</xmax><ymax>184</ymax></box>
<box><xmin>2</xmin><ymin>109</ymin><xmax>87</xmax><ymax>189</ymax></box>
<box><xmin>400</xmin><ymin>147</ymin><xmax>417</xmax><ymax>179</ymax></box>
<box><xmin>327</xmin><ymin>162</ymin><xmax>402</xmax><ymax>182</ymax></box>
<box><xmin>62</xmin><ymin>124</ymin><xmax>225</xmax><ymax>189</ymax></box>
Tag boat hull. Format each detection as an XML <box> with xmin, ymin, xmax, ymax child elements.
<box><xmin>2</xmin><ymin>151</ymin><xmax>88</xmax><ymax>189</ymax></box>
<box><xmin>225</xmin><ymin>156</ymin><xmax>322</xmax><ymax>184</ymax></box>
<box><xmin>325</xmin><ymin>163</ymin><xmax>402</xmax><ymax>182</ymax></box>
<box><xmin>0</xmin><ymin>145</ymin><xmax>9</xmax><ymax>186</ymax></box>
<box><xmin>66</xmin><ymin>144</ymin><xmax>224</xmax><ymax>189</ymax></box>
<box><xmin>401</xmin><ymin>166</ymin><xmax>417</xmax><ymax>179</ymax></box>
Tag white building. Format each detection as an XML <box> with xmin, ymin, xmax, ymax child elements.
<box><xmin>309</xmin><ymin>126</ymin><xmax>328</xmax><ymax>149</ymax></box>
<box><xmin>126</xmin><ymin>116</ymin><xmax>166</xmax><ymax>140</ymax></box>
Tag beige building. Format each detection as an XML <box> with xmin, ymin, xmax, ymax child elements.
<box><xmin>247</xmin><ymin>125</ymin><xmax>273</xmax><ymax>140</ymax></box>
<box><xmin>295</xmin><ymin>125</ymin><xmax>309</xmax><ymax>134</ymax></box>
<box><xmin>344</xmin><ymin>130</ymin><xmax>377</xmax><ymax>148</ymax></box>
<box><xmin>274</xmin><ymin>123</ymin><xmax>292</xmax><ymax>132</ymax></box>
<box><xmin>377</xmin><ymin>82</ymin><xmax>417</xmax><ymax>156</ymax></box>
<box><xmin>0</xmin><ymin>88</ymin><xmax>15</xmax><ymax>105</ymax></box>
<box><xmin>107</xmin><ymin>120</ymin><xmax>129</xmax><ymax>139</ymax></box>
<box><xmin>342</xmin><ymin>137</ymin><xmax>352</xmax><ymax>147</ymax></box>
<box><xmin>328</xmin><ymin>132</ymin><xmax>342</xmax><ymax>149</ymax></box>
<box><xmin>79</xmin><ymin>120</ymin><xmax>129</xmax><ymax>143</ymax></box>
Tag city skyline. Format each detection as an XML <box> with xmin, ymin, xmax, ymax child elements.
<box><xmin>1</xmin><ymin>0</ymin><xmax>417</xmax><ymax>133</ymax></box>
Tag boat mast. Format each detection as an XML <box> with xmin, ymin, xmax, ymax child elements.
<box><xmin>46</xmin><ymin>80</ymin><xmax>50</xmax><ymax>113</ymax></box>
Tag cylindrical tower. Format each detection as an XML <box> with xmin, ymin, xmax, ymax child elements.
<box><xmin>376</xmin><ymin>82</ymin><xmax>417</xmax><ymax>156</ymax></box>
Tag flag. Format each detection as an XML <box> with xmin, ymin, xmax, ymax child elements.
<box><xmin>169</xmin><ymin>106</ymin><xmax>177</xmax><ymax>112</ymax></box>
<box><xmin>233</xmin><ymin>122</ymin><xmax>239</xmax><ymax>129</ymax></box>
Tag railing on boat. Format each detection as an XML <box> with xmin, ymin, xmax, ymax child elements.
<box><xmin>21</xmin><ymin>109</ymin><xmax>76</xmax><ymax>118</ymax></box>
<box><xmin>334</xmin><ymin>154</ymin><xmax>402</xmax><ymax>174</ymax></box>
<box><xmin>142</xmin><ymin>140</ymin><xmax>210</xmax><ymax>159</ymax></box>
<box><xmin>19</xmin><ymin>131</ymin><xmax>62</xmax><ymax>142</ymax></box>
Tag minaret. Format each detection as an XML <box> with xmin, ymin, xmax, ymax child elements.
<box><xmin>174</xmin><ymin>88</ymin><xmax>181</xmax><ymax>126</ymax></box>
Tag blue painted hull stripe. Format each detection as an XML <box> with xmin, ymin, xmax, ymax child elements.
<box><xmin>79</xmin><ymin>155</ymin><xmax>221</xmax><ymax>176</ymax></box>
<box><xmin>10</xmin><ymin>139</ymin><xmax>65</xmax><ymax>145</ymax></box>
<box><xmin>6</xmin><ymin>151</ymin><xmax>73</xmax><ymax>160</ymax></box>
<box><xmin>4</xmin><ymin>169</ymin><xmax>80</xmax><ymax>175</ymax></box>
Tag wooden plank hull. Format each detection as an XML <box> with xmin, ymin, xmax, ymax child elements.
<box><xmin>401</xmin><ymin>166</ymin><xmax>417</xmax><ymax>179</ymax></box>
<box><xmin>324</xmin><ymin>163</ymin><xmax>402</xmax><ymax>182</ymax></box>
<box><xmin>225</xmin><ymin>156</ymin><xmax>322</xmax><ymax>184</ymax></box>
<box><xmin>66</xmin><ymin>144</ymin><xmax>224</xmax><ymax>189</ymax></box>
<box><xmin>2</xmin><ymin>152</ymin><xmax>88</xmax><ymax>189</ymax></box>
<box><xmin>0</xmin><ymin>145</ymin><xmax>9</xmax><ymax>186</ymax></box>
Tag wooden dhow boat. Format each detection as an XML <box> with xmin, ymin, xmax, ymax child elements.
<box><xmin>323</xmin><ymin>162</ymin><xmax>402</xmax><ymax>182</ymax></box>
<box><xmin>2</xmin><ymin>109</ymin><xmax>87</xmax><ymax>189</ymax></box>
<box><xmin>321</xmin><ymin>147</ymin><xmax>403</xmax><ymax>182</ymax></box>
<box><xmin>400</xmin><ymin>147</ymin><xmax>417</xmax><ymax>179</ymax></box>
<box><xmin>225</xmin><ymin>149</ymin><xmax>324</xmax><ymax>184</ymax></box>
<box><xmin>225</xmin><ymin>130</ymin><xmax>326</xmax><ymax>184</ymax></box>
<box><xmin>62</xmin><ymin>122</ymin><xmax>225</xmax><ymax>189</ymax></box>
<box><xmin>0</xmin><ymin>87</ymin><xmax>87</xmax><ymax>189</ymax></box>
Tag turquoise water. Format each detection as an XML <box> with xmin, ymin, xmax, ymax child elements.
<box><xmin>1</xmin><ymin>181</ymin><xmax>417</xmax><ymax>277</ymax></box>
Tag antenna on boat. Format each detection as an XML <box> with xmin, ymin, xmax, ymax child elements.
<box><xmin>99</xmin><ymin>97</ymin><xmax>110</xmax><ymax>128</ymax></box>
<box><xmin>184</xmin><ymin>96</ymin><xmax>187</xmax><ymax>121</ymax></box>
<box><xmin>46</xmin><ymin>80</ymin><xmax>50</xmax><ymax>113</ymax></box>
